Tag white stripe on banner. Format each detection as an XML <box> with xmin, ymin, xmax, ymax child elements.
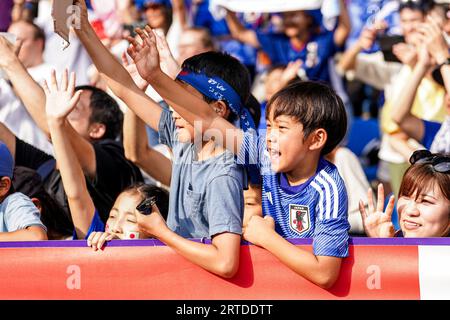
<box><xmin>419</xmin><ymin>246</ymin><xmax>450</xmax><ymax>300</ymax></box>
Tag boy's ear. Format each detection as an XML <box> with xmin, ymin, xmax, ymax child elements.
<box><xmin>88</xmin><ymin>123</ymin><xmax>107</xmax><ymax>140</ymax></box>
<box><xmin>308</xmin><ymin>128</ymin><xmax>327</xmax><ymax>152</ymax></box>
<box><xmin>212</xmin><ymin>100</ymin><xmax>231</xmax><ymax>119</ymax></box>
<box><xmin>0</xmin><ymin>177</ymin><xmax>12</xmax><ymax>198</ymax></box>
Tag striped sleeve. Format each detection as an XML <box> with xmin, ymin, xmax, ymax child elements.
<box><xmin>237</xmin><ymin>130</ymin><xmax>262</xmax><ymax>169</ymax></box>
<box><xmin>312</xmin><ymin>171</ymin><xmax>350</xmax><ymax>257</ymax></box>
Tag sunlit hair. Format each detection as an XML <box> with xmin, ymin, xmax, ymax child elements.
<box><xmin>266</xmin><ymin>81</ymin><xmax>347</xmax><ymax>155</ymax></box>
<box><xmin>399</xmin><ymin>162</ymin><xmax>450</xmax><ymax>202</ymax></box>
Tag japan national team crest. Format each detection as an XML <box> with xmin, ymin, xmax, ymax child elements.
<box><xmin>289</xmin><ymin>204</ymin><xmax>310</xmax><ymax>235</ymax></box>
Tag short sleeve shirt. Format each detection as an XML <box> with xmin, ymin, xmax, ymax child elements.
<box><xmin>256</xmin><ymin>30</ymin><xmax>338</xmax><ymax>83</ymax></box>
<box><xmin>238</xmin><ymin>131</ymin><xmax>350</xmax><ymax>257</ymax></box>
<box><xmin>159</xmin><ymin>110</ymin><xmax>244</xmax><ymax>238</ymax></box>
<box><xmin>72</xmin><ymin>209</ymin><xmax>105</xmax><ymax>240</ymax></box>
<box><xmin>0</xmin><ymin>192</ymin><xmax>47</xmax><ymax>233</ymax></box>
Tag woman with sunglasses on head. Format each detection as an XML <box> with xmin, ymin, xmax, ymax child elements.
<box><xmin>359</xmin><ymin>150</ymin><xmax>450</xmax><ymax>238</ymax></box>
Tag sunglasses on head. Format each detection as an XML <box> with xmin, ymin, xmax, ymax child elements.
<box><xmin>409</xmin><ymin>149</ymin><xmax>450</xmax><ymax>173</ymax></box>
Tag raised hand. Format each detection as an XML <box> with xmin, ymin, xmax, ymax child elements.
<box><xmin>126</xmin><ymin>26</ymin><xmax>161</xmax><ymax>82</ymax></box>
<box><xmin>121</xmin><ymin>52</ymin><xmax>148</xmax><ymax>91</ymax></box>
<box><xmin>0</xmin><ymin>35</ymin><xmax>21</xmax><ymax>69</ymax></box>
<box><xmin>420</xmin><ymin>17</ymin><xmax>449</xmax><ymax>65</ymax></box>
<box><xmin>43</xmin><ymin>69</ymin><xmax>82</xmax><ymax>123</ymax></box>
<box><xmin>359</xmin><ymin>184</ymin><xmax>396</xmax><ymax>238</ymax></box>
<box><xmin>153</xmin><ymin>29</ymin><xmax>181</xmax><ymax>79</ymax></box>
<box><xmin>280</xmin><ymin>60</ymin><xmax>302</xmax><ymax>85</ymax></box>
<box><xmin>72</xmin><ymin>0</ymin><xmax>90</xmax><ymax>28</ymax></box>
<box><xmin>393</xmin><ymin>43</ymin><xmax>417</xmax><ymax>67</ymax></box>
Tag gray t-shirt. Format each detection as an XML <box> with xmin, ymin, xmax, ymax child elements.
<box><xmin>159</xmin><ymin>110</ymin><xmax>244</xmax><ymax>238</ymax></box>
<box><xmin>0</xmin><ymin>192</ymin><xmax>47</xmax><ymax>233</ymax></box>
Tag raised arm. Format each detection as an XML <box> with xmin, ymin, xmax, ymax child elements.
<box><xmin>73</xmin><ymin>0</ymin><xmax>162</xmax><ymax>131</ymax></box>
<box><xmin>121</xmin><ymin>53</ymin><xmax>172</xmax><ymax>186</ymax></box>
<box><xmin>390</xmin><ymin>45</ymin><xmax>429</xmax><ymax>141</ymax></box>
<box><xmin>129</xmin><ymin>26</ymin><xmax>244</xmax><ymax>155</ymax></box>
<box><xmin>44</xmin><ymin>70</ymin><xmax>95</xmax><ymax>240</ymax></box>
<box><xmin>0</xmin><ymin>36</ymin><xmax>96</xmax><ymax>179</ymax></box>
<box><xmin>424</xmin><ymin>16</ymin><xmax>450</xmax><ymax>93</ymax></box>
<box><xmin>333</xmin><ymin>0</ymin><xmax>351</xmax><ymax>47</ymax></box>
<box><xmin>224</xmin><ymin>9</ymin><xmax>260</xmax><ymax>48</ymax></box>
<box><xmin>0</xmin><ymin>36</ymin><xmax>48</xmax><ymax>136</ymax></box>
<box><xmin>336</xmin><ymin>22</ymin><xmax>383</xmax><ymax>73</ymax></box>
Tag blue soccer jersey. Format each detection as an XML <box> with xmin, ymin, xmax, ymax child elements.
<box><xmin>239</xmin><ymin>132</ymin><xmax>350</xmax><ymax>258</ymax></box>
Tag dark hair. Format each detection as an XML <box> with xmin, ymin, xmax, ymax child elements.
<box><xmin>246</xmin><ymin>94</ymin><xmax>261</xmax><ymax>128</ymax></box>
<box><xmin>121</xmin><ymin>183</ymin><xmax>170</xmax><ymax>220</ymax></box>
<box><xmin>12</xmin><ymin>166</ymin><xmax>73</xmax><ymax>238</ymax></box>
<box><xmin>266</xmin><ymin>81</ymin><xmax>347</xmax><ymax>156</ymax></box>
<box><xmin>399</xmin><ymin>0</ymin><xmax>435</xmax><ymax>14</ymax></box>
<box><xmin>399</xmin><ymin>160</ymin><xmax>450</xmax><ymax>202</ymax></box>
<box><xmin>181</xmin><ymin>51</ymin><xmax>251</xmax><ymax>123</ymax></box>
<box><xmin>75</xmin><ymin>86</ymin><xmax>124</xmax><ymax>140</ymax></box>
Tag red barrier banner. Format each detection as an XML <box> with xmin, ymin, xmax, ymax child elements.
<box><xmin>0</xmin><ymin>238</ymin><xmax>447</xmax><ymax>300</ymax></box>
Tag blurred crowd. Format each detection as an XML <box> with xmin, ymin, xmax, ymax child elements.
<box><xmin>0</xmin><ymin>0</ymin><xmax>449</xmax><ymax>286</ymax></box>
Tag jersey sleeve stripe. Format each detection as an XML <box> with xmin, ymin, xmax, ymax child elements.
<box><xmin>320</xmin><ymin>171</ymin><xmax>340</xmax><ymax>219</ymax></box>
<box><xmin>315</xmin><ymin>175</ymin><xmax>331</xmax><ymax>220</ymax></box>
<box><xmin>311</xmin><ymin>181</ymin><xmax>324</xmax><ymax>221</ymax></box>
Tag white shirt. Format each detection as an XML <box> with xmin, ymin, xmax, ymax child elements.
<box><xmin>35</xmin><ymin>0</ymin><xmax>93</xmax><ymax>85</ymax></box>
<box><xmin>0</xmin><ymin>63</ymin><xmax>54</xmax><ymax>155</ymax></box>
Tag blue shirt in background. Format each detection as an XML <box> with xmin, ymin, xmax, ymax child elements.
<box><xmin>422</xmin><ymin>120</ymin><xmax>442</xmax><ymax>150</ymax></box>
<box><xmin>256</xmin><ymin>30</ymin><xmax>338</xmax><ymax>83</ymax></box>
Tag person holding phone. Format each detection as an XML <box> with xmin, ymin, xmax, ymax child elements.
<box><xmin>337</xmin><ymin>0</ymin><xmax>446</xmax><ymax>197</ymax></box>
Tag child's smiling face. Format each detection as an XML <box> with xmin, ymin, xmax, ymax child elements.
<box><xmin>265</xmin><ymin>111</ymin><xmax>311</xmax><ymax>174</ymax></box>
<box><xmin>106</xmin><ymin>191</ymin><xmax>143</xmax><ymax>239</ymax></box>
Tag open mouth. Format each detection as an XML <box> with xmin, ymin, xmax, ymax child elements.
<box><xmin>268</xmin><ymin>148</ymin><xmax>281</xmax><ymax>160</ymax></box>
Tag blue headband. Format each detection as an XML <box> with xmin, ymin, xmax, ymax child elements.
<box><xmin>0</xmin><ymin>142</ymin><xmax>13</xmax><ymax>178</ymax></box>
<box><xmin>177</xmin><ymin>70</ymin><xmax>261</xmax><ymax>185</ymax></box>
<box><xmin>176</xmin><ymin>70</ymin><xmax>256</xmax><ymax>133</ymax></box>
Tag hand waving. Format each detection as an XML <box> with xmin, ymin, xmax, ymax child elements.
<box><xmin>43</xmin><ymin>69</ymin><xmax>82</xmax><ymax>123</ymax></box>
<box><xmin>153</xmin><ymin>29</ymin><xmax>181</xmax><ymax>79</ymax></box>
<box><xmin>122</xmin><ymin>52</ymin><xmax>149</xmax><ymax>91</ymax></box>
<box><xmin>126</xmin><ymin>26</ymin><xmax>161</xmax><ymax>82</ymax></box>
<box><xmin>359</xmin><ymin>183</ymin><xmax>396</xmax><ymax>238</ymax></box>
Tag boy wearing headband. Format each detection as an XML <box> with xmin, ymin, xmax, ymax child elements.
<box><xmin>0</xmin><ymin>141</ymin><xmax>47</xmax><ymax>240</ymax></box>
<box><xmin>128</xmin><ymin>26</ymin><xmax>350</xmax><ymax>289</ymax></box>
<box><xmin>74</xmin><ymin>0</ymin><xmax>250</xmax><ymax>278</ymax></box>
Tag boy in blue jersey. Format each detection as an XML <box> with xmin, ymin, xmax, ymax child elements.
<box><xmin>131</xmin><ymin>27</ymin><xmax>350</xmax><ymax>288</ymax></box>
